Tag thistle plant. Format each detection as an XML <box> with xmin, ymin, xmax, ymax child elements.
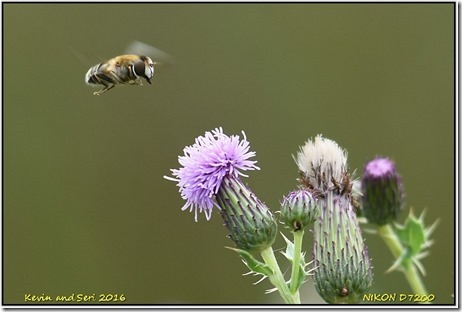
<box><xmin>279</xmin><ymin>189</ymin><xmax>318</xmax><ymax>296</ymax></box>
<box><xmin>165</xmin><ymin>129</ymin><xmax>437</xmax><ymax>304</ymax></box>
<box><xmin>164</xmin><ymin>128</ymin><xmax>301</xmax><ymax>303</ymax></box>
<box><xmin>294</xmin><ymin>135</ymin><xmax>372</xmax><ymax>303</ymax></box>
<box><xmin>360</xmin><ymin>156</ymin><xmax>438</xmax><ymax>298</ymax></box>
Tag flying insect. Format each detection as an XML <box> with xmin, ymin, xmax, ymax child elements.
<box><xmin>85</xmin><ymin>54</ymin><xmax>155</xmax><ymax>95</ymax></box>
<box><xmin>84</xmin><ymin>41</ymin><xmax>172</xmax><ymax>96</ymax></box>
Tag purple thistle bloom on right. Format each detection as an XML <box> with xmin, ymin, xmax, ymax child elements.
<box><xmin>361</xmin><ymin>157</ymin><xmax>405</xmax><ymax>226</ymax></box>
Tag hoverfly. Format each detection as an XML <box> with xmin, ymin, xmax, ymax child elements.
<box><xmin>84</xmin><ymin>41</ymin><xmax>172</xmax><ymax>96</ymax></box>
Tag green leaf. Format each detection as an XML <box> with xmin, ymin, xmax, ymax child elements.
<box><xmin>386</xmin><ymin>248</ymin><xmax>411</xmax><ymax>273</ymax></box>
<box><xmin>394</xmin><ymin>210</ymin><xmax>426</xmax><ymax>256</ymax></box>
<box><xmin>280</xmin><ymin>233</ymin><xmax>306</xmax><ymax>291</ymax></box>
<box><xmin>226</xmin><ymin>246</ymin><xmax>273</xmax><ymax>277</ymax></box>
<box><xmin>291</xmin><ymin>262</ymin><xmax>306</xmax><ymax>291</ymax></box>
<box><xmin>391</xmin><ymin>209</ymin><xmax>439</xmax><ymax>275</ymax></box>
<box><xmin>280</xmin><ymin>233</ymin><xmax>295</xmax><ymax>262</ymax></box>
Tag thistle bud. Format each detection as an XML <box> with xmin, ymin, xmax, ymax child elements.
<box><xmin>280</xmin><ymin>189</ymin><xmax>319</xmax><ymax>232</ymax></box>
<box><xmin>313</xmin><ymin>193</ymin><xmax>373</xmax><ymax>303</ymax></box>
<box><xmin>361</xmin><ymin>157</ymin><xmax>405</xmax><ymax>226</ymax></box>
<box><xmin>216</xmin><ymin>175</ymin><xmax>278</xmax><ymax>253</ymax></box>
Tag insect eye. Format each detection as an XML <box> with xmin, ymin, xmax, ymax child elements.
<box><xmin>133</xmin><ymin>61</ymin><xmax>145</xmax><ymax>77</ymax></box>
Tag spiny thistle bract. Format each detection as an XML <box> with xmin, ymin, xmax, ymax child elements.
<box><xmin>313</xmin><ymin>194</ymin><xmax>373</xmax><ymax>303</ymax></box>
<box><xmin>216</xmin><ymin>176</ymin><xmax>277</xmax><ymax>253</ymax></box>
<box><xmin>280</xmin><ymin>189</ymin><xmax>319</xmax><ymax>232</ymax></box>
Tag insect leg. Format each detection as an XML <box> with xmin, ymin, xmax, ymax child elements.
<box><xmin>93</xmin><ymin>84</ymin><xmax>115</xmax><ymax>95</ymax></box>
<box><xmin>92</xmin><ymin>73</ymin><xmax>115</xmax><ymax>95</ymax></box>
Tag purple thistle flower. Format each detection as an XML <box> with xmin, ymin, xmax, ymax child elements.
<box><xmin>361</xmin><ymin>156</ymin><xmax>405</xmax><ymax>226</ymax></box>
<box><xmin>165</xmin><ymin>127</ymin><xmax>259</xmax><ymax>221</ymax></box>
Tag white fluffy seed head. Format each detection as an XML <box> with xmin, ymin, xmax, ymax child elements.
<box><xmin>294</xmin><ymin>135</ymin><xmax>348</xmax><ymax>191</ymax></box>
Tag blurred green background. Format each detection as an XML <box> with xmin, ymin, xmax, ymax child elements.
<box><xmin>4</xmin><ymin>3</ymin><xmax>454</xmax><ymax>305</ymax></box>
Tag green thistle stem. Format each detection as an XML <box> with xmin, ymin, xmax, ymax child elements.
<box><xmin>378</xmin><ymin>225</ymin><xmax>428</xmax><ymax>296</ymax></box>
<box><xmin>377</xmin><ymin>225</ymin><xmax>404</xmax><ymax>261</ymax></box>
<box><xmin>260</xmin><ymin>247</ymin><xmax>300</xmax><ymax>304</ymax></box>
<box><xmin>289</xmin><ymin>230</ymin><xmax>304</xmax><ymax>294</ymax></box>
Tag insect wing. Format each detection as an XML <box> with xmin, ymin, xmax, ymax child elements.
<box><xmin>125</xmin><ymin>41</ymin><xmax>173</xmax><ymax>65</ymax></box>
